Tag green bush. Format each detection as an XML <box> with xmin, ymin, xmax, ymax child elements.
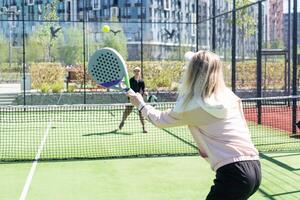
<box><xmin>51</xmin><ymin>82</ymin><xmax>64</xmax><ymax>93</ymax></box>
<box><xmin>67</xmin><ymin>83</ymin><xmax>77</xmax><ymax>92</ymax></box>
<box><xmin>0</xmin><ymin>63</ymin><xmax>22</xmax><ymax>72</ymax></box>
<box><xmin>127</xmin><ymin>60</ymin><xmax>292</xmax><ymax>91</ymax></box>
<box><xmin>235</xmin><ymin>60</ymin><xmax>287</xmax><ymax>90</ymax></box>
<box><xmin>0</xmin><ymin>35</ymin><xmax>8</xmax><ymax>63</ymax></box>
<box><xmin>127</xmin><ymin>61</ymin><xmax>184</xmax><ymax>91</ymax></box>
<box><xmin>40</xmin><ymin>83</ymin><xmax>51</xmax><ymax>93</ymax></box>
<box><xmin>26</xmin><ymin>59</ymin><xmax>295</xmax><ymax>92</ymax></box>
<box><xmin>30</xmin><ymin>62</ymin><xmax>65</xmax><ymax>93</ymax></box>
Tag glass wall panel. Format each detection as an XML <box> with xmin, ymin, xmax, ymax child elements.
<box><xmin>142</xmin><ymin>22</ymin><xmax>196</xmax><ymax>93</ymax></box>
<box><xmin>25</xmin><ymin>21</ymin><xmax>84</xmax><ymax>105</ymax></box>
<box><xmin>215</xmin><ymin>13</ymin><xmax>233</xmax><ymax>88</ymax></box>
<box><xmin>235</xmin><ymin>3</ymin><xmax>258</xmax><ymax>93</ymax></box>
<box><xmin>211</xmin><ymin>0</ymin><xmax>233</xmax><ymax>16</ymax></box>
<box><xmin>143</xmin><ymin>0</ymin><xmax>197</xmax><ymax>23</ymax></box>
<box><xmin>0</xmin><ymin>0</ymin><xmax>296</xmax><ymax>105</ymax></box>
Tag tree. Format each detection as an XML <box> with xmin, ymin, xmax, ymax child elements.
<box><xmin>26</xmin><ymin>32</ymin><xmax>45</xmax><ymax>62</ymax></box>
<box><xmin>0</xmin><ymin>33</ymin><xmax>22</xmax><ymax>68</ymax></box>
<box><xmin>100</xmin><ymin>18</ymin><xmax>128</xmax><ymax>59</ymax></box>
<box><xmin>237</xmin><ymin>0</ymin><xmax>256</xmax><ymax>60</ymax></box>
<box><xmin>28</xmin><ymin>0</ymin><xmax>61</xmax><ymax>62</ymax></box>
<box><xmin>57</xmin><ymin>27</ymin><xmax>83</xmax><ymax>65</ymax></box>
<box><xmin>228</xmin><ymin>0</ymin><xmax>256</xmax><ymax>60</ymax></box>
<box><xmin>0</xmin><ymin>34</ymin><xmax>9</xmax><ymax>63</ymax></box>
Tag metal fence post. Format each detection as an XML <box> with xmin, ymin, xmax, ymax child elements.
<box><xmin>212</xmin><ymin>0</ymin><xmax>216</xmax><ymax>51</ymax></box>
<box><xmin>257</xmin><ymin>1</ymin><xmax>263</xmax><ymax>124</ymax></box>
<box><xmin>231</xmin><ymin>0</ymin><xmax>236</xmax><ymax>93</ymax></box>
<box><xmin>292</xmin><ymin>0</ymin><xmax>298</xmax><ymax>135</ymax></box>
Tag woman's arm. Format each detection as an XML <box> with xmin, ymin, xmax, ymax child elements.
<box><xmin>127</xmin><ymin>90</ymin><xmax>187</xmax><ymax>128</ymax></box>
<box><xmin>127</xmin><ymin>90</ymin><xmax>221</xmax><ymax>128</ymax></box>
<box><xmin>140</xmin><ymin>105</ymin><xmax>187</xmax><ymax>128</ymax></box>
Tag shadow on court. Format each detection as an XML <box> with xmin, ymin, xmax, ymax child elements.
<box><xmin>259</xmin><ymin>188</ymin><xmax>300</xmax><ymax>200</ymax></box>
<box><xmin>255</xmin><ymin>153</ymin><xmax>300</xmax><ymax>200</ymax></box>
<box><xmin>82</xmin><ymin>130</ymin><xmax>133</xmax><ymax>136</ymax></box>
<box><xmin>260</xmin><ymin>153</ymin><xmax>300</xmax><ymax>171</ymax></box>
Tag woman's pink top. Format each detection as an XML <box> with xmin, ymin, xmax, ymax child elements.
<box><xmin>141</xmin><ymin>89</ymin><xmax>259</xmax><ymax>171</ymax></box>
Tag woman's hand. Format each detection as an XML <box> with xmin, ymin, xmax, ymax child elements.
<box><xmin>126</xmin><ymin>89</ymin><xmax>145</xmax><ymax>108</ymax></box>
<box><xmin>143</xmin><ymin>91</ymin><xmax>148</xmax><ymax>97</ymax></box>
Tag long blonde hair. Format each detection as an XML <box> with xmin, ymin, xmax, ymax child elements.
<box><xmin>179</xmin><ymin>51</ymin><xmax>226</xmax><ymax>106</ymax></box>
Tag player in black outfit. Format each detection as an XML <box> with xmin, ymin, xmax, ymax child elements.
<box><xmin>119</xmin><ymin>67</ymin><xmax>148</xmax><ymax>133</ymax></box>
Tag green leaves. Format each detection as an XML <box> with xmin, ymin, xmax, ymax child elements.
<box><xmin>100</xmin><ymin>22</ymin><xmax>128</xmax><ymax>60</ymax></box>
<box><xmin>126</xmin><ymin>61</ymin><xmax>185</xmax><ymax>91</ymax></box>
<box><xmin>30</xmin><ymin>62</ymin><xmax>65</xmax><ymax>93</ymax></box>
<box><xmin>236</xmin><ymin>60</ymin><xmax>288</xmax><ymax>90</ymax></box>
<box><xmin>0</xmin><ymin>34</ymin><xmax>9</xmax><ymax>63</ymax></box>
<box><xmin>56</xmin><ymin>27</ymin><xmax>83</xmax><ymax>65</ymax></box>
<box><xmin>26</xmin><ymin>0</ymin><xmax>60</xmax><ymax>62</ymax></box>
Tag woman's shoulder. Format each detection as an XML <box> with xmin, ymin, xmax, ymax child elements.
<box><xmin>173</xmin><ymin>88</ymin><xmax>239</xmax><ymax>118</ymax></box>
<box><xmin>221</xmin><ymin>87</ymin><xmax>240</xmax><ymax>104</ymax></box>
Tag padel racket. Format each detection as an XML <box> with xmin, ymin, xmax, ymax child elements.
<box><xmin>88</xmin><ymin>47</ymin><xmax>130</xmax><ymax>92</ymax></box>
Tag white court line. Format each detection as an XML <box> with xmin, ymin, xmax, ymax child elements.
<box><xmin>19</xmin><ymin>121</ymin><xmax>52</xmax><ymax>200</ymax></box>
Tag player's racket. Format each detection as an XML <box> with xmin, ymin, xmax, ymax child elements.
<box><xmin>88</xmin><ymin>47</ymin><xmax>130</xmax><ymax>92</ymax></box>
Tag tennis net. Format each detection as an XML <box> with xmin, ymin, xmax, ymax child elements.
<box><xmin>1</xmin><ymin>96</ymin><xmax>300</xmax><ymax>162</ymax></box>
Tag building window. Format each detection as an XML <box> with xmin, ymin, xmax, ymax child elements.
<box><xmin>28</xmin><ymin>6</ymin><xmax>34</xmax><ymax>20</ymax></box>
<box><xmin>92</xmin><ymin>0</ymin><xmax>101</xmax><ymax>10</ymax></box>
<box><xmin>191</xmin><ymin>13</ymin><xmax>196</xmax><ymax>35</ymax></box>
<box><xmin>163</xmin><ymin>0</ymin><xmax>171</xmax><ymax>10</ymax></box>
<box><xmin>66</xmin><ymin>1</ymin><xmax>71</xmax><ymax>21</ymax></box>
<box><xmin>177</xmin><ymin>0</ymin><xmax>181</xmax><ymax>10</ymax></box>
<box><xmin>127</xmin><ymin>7</ymin><xmax>131</xmax><ymax>16</ymax></box>
<box><xmin>104</xmin><ymin>9</ymin><xmax>109</xmax><ymax>17</ymax></box>
<box><xmin>110</xmin><ymin>7</ymin><xmax>119</xmax><ymax>18</ymax></box>
<box><xmin>27</xmin><ymin>0</ymin><xmax>35</xmax><ymax>6</ymax></box>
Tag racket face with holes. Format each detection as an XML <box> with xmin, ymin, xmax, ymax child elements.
<box><xmin>88</xmin><ymin>48</ymin><xmax>130</xmax><ymax>91</ymax></box>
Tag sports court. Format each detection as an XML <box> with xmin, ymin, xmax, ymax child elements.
<box><xmin>1</xmin><ymin>0</ymin><xmax>300</xmax><ymax>199</ymax></box>
<box><xmin>1</xmin><ymin>98</ymin><xmax>300</xmax><ymax>199</ymax></box>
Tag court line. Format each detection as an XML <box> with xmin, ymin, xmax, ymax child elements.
<box><xmin>19</xmin><ymin>121</ymin><xmax>52</xmax><ymax>200</ymax></box>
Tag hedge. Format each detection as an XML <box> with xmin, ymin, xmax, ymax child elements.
<box><xmin>25</xmin><ymin>60</ymin><xmax>298</xmax><ymax>93</ymax></box>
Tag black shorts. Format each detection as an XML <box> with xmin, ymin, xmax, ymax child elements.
<box><xmin>206</xmin><ymin>160</ymin><xmax>261</xmax><ymax>200</ymax></box>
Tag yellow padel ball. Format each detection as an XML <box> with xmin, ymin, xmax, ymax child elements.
<box><xmin>102</xmin><ymin>25</ymin><xmax>110</xmax><ymax>33</ymax></box>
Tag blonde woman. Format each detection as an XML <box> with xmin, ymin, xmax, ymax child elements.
<box><xmin>127</xmin><ymin>51</ymin><xmax>261</xmax><ymax>200</ymax></box>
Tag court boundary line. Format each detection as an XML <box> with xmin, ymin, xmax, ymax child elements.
<box><xmin>19</xmin><ymin>121</ymin><xmax>52</xmax><ymax>200</ymax></box>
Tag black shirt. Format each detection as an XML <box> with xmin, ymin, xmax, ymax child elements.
<box><xmin>130</xmin><ymin>77</ymin><xmax>145</xmax><ymax>94</ymax></box>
